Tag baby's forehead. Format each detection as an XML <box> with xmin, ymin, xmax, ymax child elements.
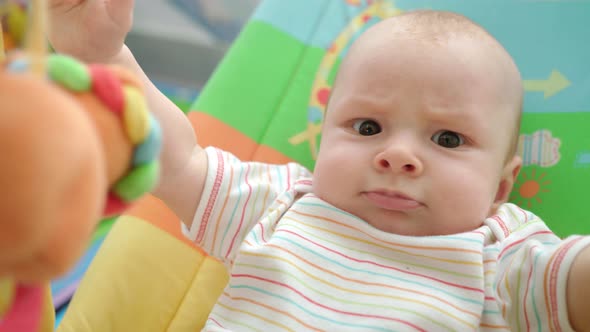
<box><xmin>337</xmin><ymin>14</ymin><xmax>520</xmax><ymax>100</ymax></box>
<box><xmin>344</xmin><ymin>11</ymin><xmax>510</xmax><ymax>71</ymax></box>
<box><xmin>329</xmin><ymin>10</ymin><xmax>522</xmax><ymax>124</ymax></box>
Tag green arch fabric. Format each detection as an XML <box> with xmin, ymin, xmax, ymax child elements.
<box><xmin>191</xmin><ymin>0</ymin><xmax>590</xmax><ymax>237</ymax></box>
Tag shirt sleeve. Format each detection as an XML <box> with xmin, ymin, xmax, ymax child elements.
<box><xmin>489</xmin><ymin>206</ymin><xmax>590</xmax><ymax>331</ymax></box>
<box><xmin>185</xmin><ymin>147</ymin><xmax>311</xmax><ymax>264</ymax></box>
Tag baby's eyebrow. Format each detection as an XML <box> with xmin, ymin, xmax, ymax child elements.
<box><xmin>425</xmin><ymin>106</ymin><xmax>482</xmax><ymax>130</ymax></box>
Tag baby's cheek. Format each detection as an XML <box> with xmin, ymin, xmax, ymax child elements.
<box><xmin>313</xmin><ymin>153</ymin><xmax>353</xmax><ymax>200</ymax></box>
<box><xmin>318</xmin><ymin>144</ymin><xmax>362</xmax><ymax>173</ymax></box>
<box><xmin>437</xmin><ymin>167</ymin><xmax>496</xmax><ymax>227</ymax></box>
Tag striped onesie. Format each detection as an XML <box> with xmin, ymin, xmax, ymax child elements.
<box><xmin>184</xmin><ymin>147</ymin><xmax>590</xmax><ymax>331</ymax></box>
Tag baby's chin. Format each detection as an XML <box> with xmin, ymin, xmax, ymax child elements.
<box><xmin>366</xmin><ymin>218</ymin><xmax>440</xmax><ymax>237</ymax></box>
<box><xmin>362</xmin><ymin>211</ymin><xmax>486</xmax><ymax>237</ymax></box>
<box><xmin>311</xmin><ymin>188</ymin><xmax>486</xmax><ymax>236</ymax></box>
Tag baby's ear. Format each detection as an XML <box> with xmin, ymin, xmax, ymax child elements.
<box><xmin>492</xmin><ymin>155</ymin><xmax>522</xmax><ymax>211</ymax></box>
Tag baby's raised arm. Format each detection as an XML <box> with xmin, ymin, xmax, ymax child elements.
<box><xmin>110</xmin><ymin>47</ymin><xmax>209</xmax><ymax>227</ymax></box>
<box><xmin>48</xmin><ymin>0</ymin><xmax>209</xmax><ymax>226</ymax></box>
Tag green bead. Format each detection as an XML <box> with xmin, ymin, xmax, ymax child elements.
<box><xmin>112</xmin><ymin>161</ymin><xmax>160</xmax><ymax>201</ymax></box>
<box><xmin>47</xmin><ymin>54</ymin><xmax>91</xmax><ymax>92</ymax></box>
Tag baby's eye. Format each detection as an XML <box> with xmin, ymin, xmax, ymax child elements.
<box><xmin>352</xmin><ymin>119</ymin><xmax>381</xmax><ymax>136</ymax></box>
<box><xmin>431</xmin><ymin>130</ymin><xmax>464</xmax><ymax>148</ymax></box>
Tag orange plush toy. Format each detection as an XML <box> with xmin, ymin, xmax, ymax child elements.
<box><xmin>0</xmin><ymin>4</ymin><xmax>162</xmax><ymax>329</ymax></box>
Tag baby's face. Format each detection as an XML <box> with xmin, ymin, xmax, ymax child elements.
<box><xmin>312</xmin><ymin>34</ymin><xmax>521</xmax><ymax>236</ymax></box>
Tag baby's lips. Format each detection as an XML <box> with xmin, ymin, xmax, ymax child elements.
<box><xmin>363</xmin><ymin>190</ymin><xmax>423</xmax><ymax>211</ymax></box>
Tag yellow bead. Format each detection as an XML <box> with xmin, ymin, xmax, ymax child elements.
<box><xmin>0</xmin><ymin>278</ymin><xmax>15</xmax><ymax>317</ymax></box>
<box><xmin>6</xmin><ymin>4</ymin><xmax>27</xmax><ymax>44</ymax></box>
<box><xmin>122</xmin><ymin>86</ymin><xmax>150</xmax><ymax>144</ymax></box>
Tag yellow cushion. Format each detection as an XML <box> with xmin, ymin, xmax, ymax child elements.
<box><xmin>57</xmin><ymin>216</ymin><xmax>228</xmax><ymax>332</ymax></box>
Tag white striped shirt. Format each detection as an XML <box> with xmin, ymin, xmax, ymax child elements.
<box><xmin>185</xmin><ymin>147</ymin><xmax>589</xmax><ymax>331</ymax></box>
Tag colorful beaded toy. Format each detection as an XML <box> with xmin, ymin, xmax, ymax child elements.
<box><xmin>6</xmin><ymin>54</ymin><xmax>162</xmax><ymax>216</ymax></box>
<box><xmin>0</xmin><ymin>0</ymin><xmax>161</xmax><ymax>330</ymax></box>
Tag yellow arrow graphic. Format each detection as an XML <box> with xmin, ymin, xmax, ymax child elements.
<box><xmin>523</xmin><ymin>70</ymin><xmax>571</xmax><ymax>99</ymax></box>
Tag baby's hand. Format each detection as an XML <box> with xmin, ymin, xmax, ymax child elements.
<box><xmin>48</xmin><ymin>0</ymin><xmax>134</xmax><ymax>62</ymax></box>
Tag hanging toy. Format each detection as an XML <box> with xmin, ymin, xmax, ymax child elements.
<box><xmin>0</xmin><ymin>0</ymin><xmax>161</xmax><ymax>330</ymax></box>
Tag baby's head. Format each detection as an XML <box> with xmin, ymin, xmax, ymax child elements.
<box><xmin>312</xmin><ymin>10</ymin><xmax>523</xmax><ymax>236</ymax></box>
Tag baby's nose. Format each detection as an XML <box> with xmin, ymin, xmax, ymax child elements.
<box><xmin>377</xmin><ymin>159</ymin><xmax>417</xmax><ymax>172</ymax></box>
<box><xmin>374</xmin><ymin>146</ymin><xmax>423</xmax><ymax>175</ymax></box>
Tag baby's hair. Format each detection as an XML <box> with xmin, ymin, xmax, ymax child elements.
<box><xmin>388</xmin><ymin>10</ymin><xmax>497</xmax><ymax>44</ymax></box>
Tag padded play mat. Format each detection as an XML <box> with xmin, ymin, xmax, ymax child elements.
<box><xmin>190</xmin><ymin>0</ymin><xmax>590</xmax><ymax>237</ymax></box>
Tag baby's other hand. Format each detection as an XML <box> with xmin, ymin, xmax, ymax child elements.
<box><xmin>48</xmin><ymin>0</ymin><xmax>134</xmax><ymax>62</ymax></box>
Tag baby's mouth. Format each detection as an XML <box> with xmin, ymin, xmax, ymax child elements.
<box><xmin>362</xmin><ymin>190</ymin><xmax>423</xmax><ymax>211</ymax></box>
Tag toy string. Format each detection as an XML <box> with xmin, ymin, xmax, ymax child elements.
<box><xmin>0</xmin><ymin>27</ymin><xmax>4</xmax><ymax>63</ymax></box>
<box><xmin>25</xmin><ymin>0</ymin><xmax>47</xmax><ymax>75</ymax></box>
<box><xmin>0</xmin><ymin>3</ymin><xmax>5</xmax><ymax>62</ymax></box>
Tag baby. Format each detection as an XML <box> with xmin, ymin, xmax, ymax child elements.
<box><xmin>49</xmin><ymin>2</ymin><xmax>590</xmax><ymax>331</ymax></box>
